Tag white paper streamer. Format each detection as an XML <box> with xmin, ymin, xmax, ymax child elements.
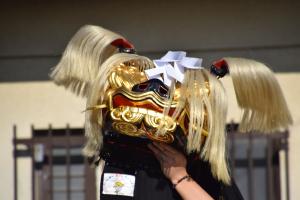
<box><xmin>145</xmin><ymin>51</ymin><xmax>203</xmax><ymax>86</ymax></box>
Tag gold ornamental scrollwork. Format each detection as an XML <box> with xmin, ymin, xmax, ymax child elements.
<box><xmin>110</xmin><ymin>106</ymin><xmax>177</xmax><ymax>132</ymax></box>
<box><xmin>112</xmin><ymin>121</ymin><xmax>145</xmax><ymax>137</ymax></box>
<box><xmin>111</xmin><ymin>121</ymin><xmax>174</xmax><ymax>143</ymax></box>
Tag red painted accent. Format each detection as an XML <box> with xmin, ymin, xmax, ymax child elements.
<box><xmin>112</xmin><ymin>94</ymin><xmax>175</xmax><ymax>116</ymax></box>
<box><xmin>111</xmin><ymin>38</ymin><xmax>134</xmax><ymax>49</ymax></box>
<box><xmin>212</xmin><ymin>59</ymin><xmax>227</xmax><ymax>69</ymax></box>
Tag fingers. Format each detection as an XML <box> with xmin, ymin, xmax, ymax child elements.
<box><xmin>148</xmin><ymin>143</ymin><xmax>161</xmax><ymax>159</ymax></box>
<box><xmin>148</xmin><ymin>143</ymin><xmax>170</xmax><ymax>164</ymax></box>
<box><xmin>152</xmin><ymin>142</ymin><xmax>178</xmax><ymax>156</ymax></box>
<box><xmin>159</xmin><ymin>143</ymin><xmax>178</xmax><ymax>154</ymax></box>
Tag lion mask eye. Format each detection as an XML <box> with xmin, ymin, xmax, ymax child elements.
<box><xmin>132</xmin><ymin>79</ymin><xmax>169</xmax><ymax>98</ymax></box>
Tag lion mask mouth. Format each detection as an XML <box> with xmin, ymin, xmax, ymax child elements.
<box><xmin>106</xmin><ymin>79</ymin><xmax>183</xmax><ymax>143</ymax></box>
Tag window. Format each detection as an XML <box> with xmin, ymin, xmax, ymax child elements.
<box><xmin>13</xmin><ymin>126</ymin><xmax>96</xmax><ymax>200</ymax></box>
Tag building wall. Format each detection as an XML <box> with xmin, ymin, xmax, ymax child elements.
<box><xmin>0</xmin><ymin>74</ymin><xmax>299</xmax><ymax>200</ymax></box>
<box><xmin>0</xmin><ymin>82</ymin><xmax>85</xmax><ymax>200</ymax></box>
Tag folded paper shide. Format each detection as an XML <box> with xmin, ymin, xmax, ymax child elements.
<box><xmin>51</xmin><ymin>25</ymin><xmax>292</xmax><ymax>195</ymax></box>
<box><xmin>145</xmin><ymin>51</ymin><xmax>203</xmax><ymax>86</ymax></box>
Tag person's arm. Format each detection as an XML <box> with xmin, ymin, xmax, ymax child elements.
<box><xmin>148</xmin><ymin>142</ymin><xmax>214</xmax><ymax>200</ymax></box>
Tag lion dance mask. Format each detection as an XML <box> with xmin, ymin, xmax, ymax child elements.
<box><xmin>51</xmin><ymin>25</ymin><xmax>292</xmax><ymax>184</ymax></box>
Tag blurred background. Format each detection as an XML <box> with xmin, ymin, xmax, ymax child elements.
<box><xmin>0</xmin><ymin>1</ymin><xmax>299</xmax><ymax>200</ymax></box>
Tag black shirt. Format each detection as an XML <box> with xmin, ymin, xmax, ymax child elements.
<box><xmin>100</xmin><ymin>158</ymin><xmax>244</xmax><ymax>200</ymax></box>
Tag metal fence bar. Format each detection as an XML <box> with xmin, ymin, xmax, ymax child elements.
<box><xmin>13</xmin><ymin>125</ymin><xmax>18</xmax><ymax>200</ymax></box>
<box><xmin>31</xmin><ymin>125</ymin><xmax>35</xmax><ymax>200</ymax></box>
<box><xmin>265</xmin><ymin>136</ymin><xmax>269</xmax><ymax>200</ymax></box>
<box><xmin>266</xmin><ymin>135</ymin><xmax>274</xmax><ymax>200</ymax></box>
<box><xmin>84</xmin><ymin>155</ymin><xmax>88</xmax><ymax>200</ymax></box>
<box><xmin>66</xmin><ymin>124</ymin><xmax>71</xmax><ymax>200</ymax></box>
<box><xmin>247</xmin><ymin>133</ymin><xmax>254</xmax><ymax>200</ymax></box>
<box><xmin>48</xmin><ymin>124</ymin><xmax>53</xmax><ymax>200</ymax></box>
<box><xmin>284</xmin><ymin>131</ymin><xmax>290</xmax><ymax>200</ymax></box>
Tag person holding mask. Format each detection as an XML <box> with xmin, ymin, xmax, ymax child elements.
<box><xmin>148</xmin><ymin>142</ymin><xmax>215</xmax><ymax>200</ymax></box>
<box><xmin>51</xmin><ymin>25</ymin><xmax>292</xmax><ymax>200</ymax></box>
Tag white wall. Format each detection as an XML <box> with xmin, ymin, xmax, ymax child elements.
<box><xmin>0</xmin><ymin>73</ymin><xmax>299</xmax><ymax>200</ymax></box>
<box><xmin>0</xmin><ymin>82</ymin><xmax>85</xmax><ymax>200</ymax></box>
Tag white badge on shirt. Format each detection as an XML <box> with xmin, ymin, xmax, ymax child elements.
<box><xmin>102</xmin><ymin>173</ymin><xmax>136</xmax><ymax>197</ymax></box>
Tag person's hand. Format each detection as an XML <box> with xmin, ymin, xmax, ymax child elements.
<box><xmin>148</xmin><ymin>142</ymin><xmax>188</xmax><ymax>184</ymax></box>
<box><xmin>148</xmin><ymin>142</ymin><xmax>215</xmax><ymax>200</ymax></box>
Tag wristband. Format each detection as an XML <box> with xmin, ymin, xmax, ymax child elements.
<box><xmin>172</xmin><ymin>175</ymin><xmax>191</xmax><ymax>188</ymax></box>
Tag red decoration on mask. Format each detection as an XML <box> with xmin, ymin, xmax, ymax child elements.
<box><xmin>111</xmin><ymin>38</ymin><xmax>134</xmax><ymax>49</ymax></box>
<box><xmin>212</xmin><ymin>59</ymin><xmax>227</xmax><ymax>69</ymax></box>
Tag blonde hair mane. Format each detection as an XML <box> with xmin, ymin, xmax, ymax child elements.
<box><xmin>167</xmin><ymin>69</ymin><xmax>230</xmax><ymax>184</ymax></box>
<box><xmin>50</xmin><ymin>25</ymin><xmax>124</xmax><ymax>96</ymax></box>
<box><xmin>224</xmin><ymin>57</ymin><xmax>293</xmax><ymax>132</ymax></box>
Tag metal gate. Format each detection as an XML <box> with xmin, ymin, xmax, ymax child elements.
<box><xmin>13</xmin><ymin>125</ymin><xmax>96</xmax><ymax>200</ymax></box>
<box><xmin>227</xmin><ymin>123</ymin><xmax>289</xmax><ymax>200</ymax></box>
<box><xmin>13</xmin><ymin>124</ymin><xmax>289</xmax><ymax>200</ymax></box>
